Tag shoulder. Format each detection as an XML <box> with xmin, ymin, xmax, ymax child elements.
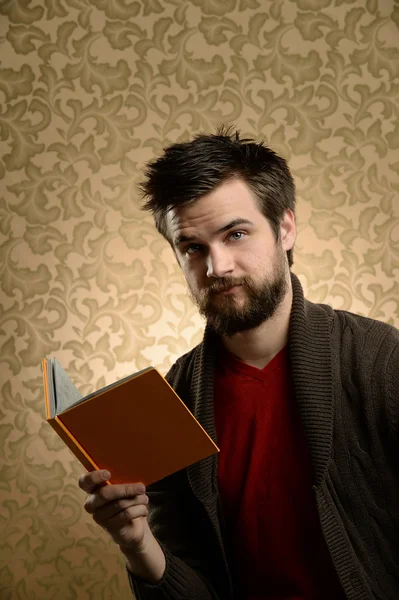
<box><xmin>333</xmin><ymin>310</ymin><xmax>398</xmax><ymax>389</ymax></box>
<box><xmin>315</xmin><ymin>301</ymin><xmax>399</xmax><ymax>415</ymax></box>
<box><xmin>330</xmin><ymin>306</ymin><xmax>398</xmax><ymax>355</ymax></box>
<box><xmin>307</xmin><ymin>296</ymin><xmax>398</xmax><ymax>348</ymax></box>
<box><xmin>304</xmin><ymin>297</ymin><xmax>398</xmax><ymax>388</ymax></box>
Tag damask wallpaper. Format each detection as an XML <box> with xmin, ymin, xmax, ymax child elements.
<box><xmin>0</xmin><ymin>0</ymin><xmax>398</xmax><ymax>598</ymax></box>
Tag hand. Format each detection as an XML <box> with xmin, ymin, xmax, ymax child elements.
<box><xmin>79</xmin><ymin>470</ymin><xmax>150</xmax><ymax>551</ymax></box>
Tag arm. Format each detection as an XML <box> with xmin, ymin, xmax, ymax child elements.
<box><xmin>129</xmin><ymin>550</ymin><xmax>220</xmax><ymax>600</ymax></box>
<box><xmin>130</xmin><ymin>472</ymin><xmax>223</xmax><ymax>600</ymax></box>
<box><xmin>79</xmin><ymin>470</ymin><xmax>222</xmax><ymax>600</ymax></box>
<box><xmin>120</xmin><ymin>527</ymin><xmax>165</xmax><ymax>583</ymax></box>
<box><xmin>80</xmin><ymin>355</ymin><xmax>228</xmax><ymax>600</ymax></box>
<box><xmin>79</xmin><ymin>471</ymin><xmax>164</xmax><ymax>582</ymax></box>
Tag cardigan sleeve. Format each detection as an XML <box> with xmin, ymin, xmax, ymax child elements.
<box><xmin>129</xmin><ymin>550</ymin><xmax>219</xmax><ymax>600</ymax></box>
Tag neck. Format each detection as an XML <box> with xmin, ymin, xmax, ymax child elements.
<box><xmin>221</xmin><ymin>278</ymin><xmax>293</xmax><ymax>370</ymax></box>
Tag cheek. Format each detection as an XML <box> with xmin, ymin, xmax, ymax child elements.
<box><xmin>182</xmin><ymin>264</ymin><xmax>202</xmax><ymax>290</ymax></box>
<box><xmin>239</xmin><ymin>245</ymin><xmax>276</xmax><ymax>277</ymax></box>
<box><xmin>238</xmin><ymin>244</ymin><xmax>265</xmax><ymax>267</ymax></box>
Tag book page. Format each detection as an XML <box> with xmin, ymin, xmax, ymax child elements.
<box><xmin>73</xmin><ymin>366</ymin><xmax>152</xmax><ymax>405</ymax></box>
<box><xmin>53</xmin><ymin>358</ymin><xmax>83</xmax><ymax>414</ymax></box>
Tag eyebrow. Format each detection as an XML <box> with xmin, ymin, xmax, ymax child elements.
<box><xmin>174</xmin><ymin>218</ymin><xmax>254</xmax><ymax>246</ymax></box>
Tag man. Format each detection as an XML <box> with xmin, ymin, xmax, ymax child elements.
<box><xmin>79</xmin><ymin>128</ymin><xmax>399</xmax><ymax>600</ymax></box>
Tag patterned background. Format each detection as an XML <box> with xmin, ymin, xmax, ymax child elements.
<box><xmin>0</xmin><ymin>0</ymin><xmax>398</xmax><ymax>598</ymax></box>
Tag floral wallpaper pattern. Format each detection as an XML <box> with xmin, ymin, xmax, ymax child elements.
<box><xmin>0</xmin><ymin>0</ymin><xmax>398</xmax><ymax>598</ymax></box>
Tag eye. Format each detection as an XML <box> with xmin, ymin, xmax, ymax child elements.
<box><xmin>229</xmin><ymin>231</ymin><xmax>245</xmax><ymax>241</ymax></box>
<box><xmin>184</xmin><ymin>244</ymin><xmax>202</xmax><ymax>255</ymax></box>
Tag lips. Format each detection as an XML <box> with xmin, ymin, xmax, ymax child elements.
<box><xmin>217</xmin><ymin>284</ymin><xmax>242</xmax><ymax>295</ymax></box>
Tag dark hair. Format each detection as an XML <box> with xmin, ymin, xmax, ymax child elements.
<box><xmin>140</xmin><ymin>126</ymin><xmax>296</xmax><ymax>266</ymax></box>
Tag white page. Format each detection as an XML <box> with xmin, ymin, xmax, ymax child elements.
<box><xmin>53</xmin><ymin>358</ymin><xmax>82</xmax><ymax>414</ymax></box>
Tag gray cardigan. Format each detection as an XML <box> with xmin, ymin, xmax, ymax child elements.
<box><xmin>131</xmin><ymin>273</ymin><xmax>399</xmax><ymax>600</ymax></box>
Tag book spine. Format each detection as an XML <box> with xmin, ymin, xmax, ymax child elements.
<box><xmin>42</xmin><ymin>358</ymin><xmax>51</xmax><ymax>420</ymax></box>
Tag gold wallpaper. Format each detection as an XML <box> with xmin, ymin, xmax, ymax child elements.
<box><xmin>0</xmin><ymin>0</ymin><xmax>398</xmax><ymax>598</ymax></box>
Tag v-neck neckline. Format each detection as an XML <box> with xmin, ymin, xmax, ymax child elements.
<box><xmin>220</xmin><ymin>344</ymin><xmax>288</xmax><ymax>383</ymax></box>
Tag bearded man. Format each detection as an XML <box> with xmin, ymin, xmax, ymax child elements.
<box><xmin>79</xmin><ymin>128</ymin><xmax>399</xmax><ymax>600</ymax></box>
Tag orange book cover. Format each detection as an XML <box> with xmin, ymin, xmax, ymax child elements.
<box><xmin>42</xmin><ymin>358</ymin><xmax>219</xmax><ymax>486</ymax></box>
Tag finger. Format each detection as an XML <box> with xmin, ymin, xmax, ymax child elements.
<box><xmin>101</xmin><ymin>503</ymin><xmax>149</xmax><ymax>530</ymax></box>
<box><xmin>91</xmin><ymin>495</ymin><xmax>149</xmax><ymax>522</ymax></box>
<box><xmin>79</xmin><ymin>470</ymin><xmax>111</xmax><ymax>493</ymax></box>
<box><xmin>84</xmin><ymin>482</ymin><xmax>146</xmax><ymax>512</ymax></box>
<box><xmin>84</xmin><ymin>482</ymin><xmax>147</xmax><ymax>513</ymax></box>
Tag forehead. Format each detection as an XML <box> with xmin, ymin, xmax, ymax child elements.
<box><xmin>166</xmin><ymin>178</ymin><xmax>263</xmax><ymax>241</ymax></box>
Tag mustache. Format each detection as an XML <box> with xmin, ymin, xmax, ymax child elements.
<box><xmin>206</xmin><ymin>278</ymin><xmax>247</xmax><ymax>295</ymax></box>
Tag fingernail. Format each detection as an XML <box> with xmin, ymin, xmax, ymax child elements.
<box><xmin>102</xmin><ymin>471</ymin><xmax>111</xmax><ymax>480</ymax></box>
<box><xmin>137</xmin><ymin>483</ymin><xmax>146</xmax><ymax>494</ymax></box>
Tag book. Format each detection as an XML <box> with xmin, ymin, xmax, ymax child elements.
<box><xmin>42</xmin><ymin>358</ymin><xmax>219</xmax><ymax>486</ymax></box>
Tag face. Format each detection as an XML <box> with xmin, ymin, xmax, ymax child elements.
<box><xmin>167</xmin><ymin>178</ymin><xmax>296</xmax><ymax>337</ymax></box>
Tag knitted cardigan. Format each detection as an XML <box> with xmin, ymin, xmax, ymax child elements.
<box><xmin>130</xmin><ymin>273</ymin><xmax>399</xmax><ymax>600</ymax></box>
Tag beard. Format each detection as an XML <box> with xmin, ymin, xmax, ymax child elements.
<box><xmin>189</xmin><ymin>247</ymin><xmax>288</xmax><ymax>337</ymax></box>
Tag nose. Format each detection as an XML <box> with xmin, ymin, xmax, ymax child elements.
<box><xmin>206</xmin><ymin>247</ymin><xmax>234</xmax><ymax>279</ymax></box>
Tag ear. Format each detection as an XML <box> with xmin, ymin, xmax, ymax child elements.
<box><xmin>279</xmin><ymin>209</ymin><xmax>296</xmax><ymax>252</ymax></box>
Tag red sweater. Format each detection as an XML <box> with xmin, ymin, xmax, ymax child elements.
<box><xmin>214</xmin><ymin>346</ymin><xmax>345</xmax><ymax>600</ymax></box>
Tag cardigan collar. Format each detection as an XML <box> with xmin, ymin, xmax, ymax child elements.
<box><xmin>187</xmin><ymin>272</ymin><xmax>335</xmax><ymax>505</ymax></box>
